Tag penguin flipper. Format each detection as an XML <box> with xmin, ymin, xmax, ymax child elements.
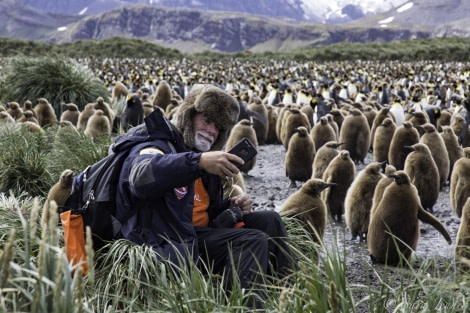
<box><xmin>417</xmin><ymin>207</ymin><xmax>452</xmax><ymax>244</ymax></box>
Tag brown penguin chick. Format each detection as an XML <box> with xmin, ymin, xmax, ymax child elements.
<box><xmin>265</xmin><ymin>104</ymin><xmax>279</xmax><ymax>144</ymax></box>
<box><xmin>310</xmin><ymin>116</ymin><xmax>336</xmax><ymax>151</ymax></box>
<box><xmin>248</xmin><ymin>100</ymin><xmax>269</xmax><ymax>145</ymax></box>
<box><xmin>16</xmin><ymin>121</ymin><xmax>44</xmax><ymax>133</ymax></box>
<box><xmin>111</xmin><ymin>82</ymin><xmax>130</xmax><ymax>117</ymax></box>
<box><xmin>329</xmin><ymin>108</ymin><xmax>346</xmax><ymax>133</ymax></box>
<box><xmin>419</xmin><ymin>123</ymin><xmax>450</xmax><ymax>189</ymax></box>
<box><xmin>152</xmin><ymin>80</ymin><xmax>172</xmax><ymax>111</ymax></box>
<box><xmin>77</xmin><ymin>103</ymin><xmax>96</xmax><ymax>131</ymax></box>
<box><xmin>300</xmin><ymin>103</ymin><xmax>314</xmax><ymax>129</ymax></box>
<box><xmin>388</xmin><ymin>121</ymin><xmax>420</xmax><ymax>170</ymax></box>
<box><xmin>0</xmin><ymin>111</ymin><xmax>15</xmax><ymax>124</ymax></box>
<box><xmin>22</xmin><ymin>100</ymin><xmax>37</xmax><ymax>119</ymax></box>
<box><xmin>275</xmin><ymin>103</ymin><xmax>292</xmax><ymax>143</ymax></box>
<box><xmin>404</xmin><ymin>143</ymin><xmax>440</xmax><ymax>212</ymax></box>
<box><xmin>285</xmin><ymin>126</ymin><xmax>316</xmax><ymax>188</ymax></box>
<box><xmin>436</xmin><ymin>109</ymin><xmax>452</xmax><ymax>132</ymax></box>
<box><xmin>225</xmin><ymin>119</ymin><xmax>258</xmax><ymax>174</ymax></box>
<box><xmin>449</xmin><ymin>147</ymin><xmax>470</xmax><ymax>218</ymax></box>
<box><xmin>373</xmin><ymin>117</ymin><xmax>396</xmax><ymax>163</ymax></box>
<box><xmin>7</xmin><ymin>101</ymin><xmax>24</xmax><ymax>120</ymax></box>
<box><xmin>42</xmin><ymin>169</ymin><xmax>74</xmax><ymax>225</ymax></box>
<box><xmin>16</xmin><ymin>110</ymin><xmax>39</xmax><ymax>125</ymax></box>
<box><xmin>223</xmin><ymin>170</ymin><xmax>246</xmax><ymax>199</ymax></box>
<box><xmin>345</xmin><ymin>161</ymin><xmax>386</xmax><ymax>241</ymax></box>
<box><xmin>325</xmin><ymin>113</ymin><xmax>339</xmax><ymax>139</ymax></box>
<box><xmin>338</xmin><ymin>108</ymin><xmax>371</xmax><ymax>164</ymax></box>
<box><xmin>60</xmin><ymin>103</ymin><xmax>80</xmax><ymax>126</ymax></box>
<box><xmin>142</xmin><ymin>101</ymin><xmax>155</xmax><ymax>117</ymax></box>
<box><xmin>368</xmin><ymin>171</ymin><xmax>452</xmax><ymax>266</ymax></box>
<box><xmin>278</xmin><ymin>178</ymin><xmax>336</xmax><ymax>243</ymax></box>
<box><xmin>84</xmin><ymin>109</ymin><xmax>111</xmax><ymax>142</ymax></box>
<box><xmin>440</xmin><ymin>125</ymin><xmax>464</xmax><ymax>181</ymax></box>
<box><xmin>370</xmin><ymin>164</ymin><xmax>397</xmax><ymax>219</ymax></box>
<box><xmin>311</xmin><ymin>141</ymin><xmax>344</xmax><ymax>179</ymax></box>
<box><xmin>451</xmin><ymin>115</ymin><xmax>466</xmax><ymax>141</ymax></box>
<box><xmin>165</xmin><ymin>99</ymin><xmax>180</xmax><ymax>118</ymax></box>
<box><xmin>408</xmin><ymin>111</ymin><xmax>429</xmax><ymax>136</ymax></box>
<box><xmin>112</xmin><ymin>81</ymin><xmax>130</xmax><ymax>101</ymax></box>
<box><xmin>34</xmin><ymin>98</ymin><xmax>58</xmax><ymax>128</ymax></box>
<box><xmin>321</xmin><ymin>150</ymin><xmax>356</xmax><ymax>222</ymax></box>
<box><xmin>362</xmin><ymin>105</ymin><xmax>377</xmax><ymax>129</ymax></box>
<box><xmin>455</xmin><ymin>197</ymin><xmax>470</xmax><ymax>273</ymax></box>
<box><xmin>370</xmin><ymin>106</ymin><xmax>393</xmax><ymax>150</ymax></box>
<box><xmin>93</xmin><ymin>96</ymin><xmax>114</xmax><ymax>126</ymax></box>
<box><xmin>280</xmin><ymin>107</ymin><xmax>310</xmax><ymax>150</ymax></box>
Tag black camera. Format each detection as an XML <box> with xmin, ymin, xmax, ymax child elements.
<box><xmin>212</xmin><ymin>206</ymin><xmax>243</xmax><ymax>228</ymax></box>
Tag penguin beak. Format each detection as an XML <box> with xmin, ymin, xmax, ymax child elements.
<box><xmin>322</xmin><ymin>183</ymin><xmax>337</xmax><ymax>190</ymax></box>
<box><xmin>404</xmin><ymin>146</ymin><xmax>415</xmax><ymax>152</ymax></box>
<box><xmin>380</xmin><ymin>161</ymin><xmax>388</xmax><ymax>172</ymax></box>
<box><xmin>336</xmin><ymin>142</ymin><xmax>346</xmax><ymax>147</ymax></box>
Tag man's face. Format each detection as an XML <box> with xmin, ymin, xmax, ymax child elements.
<box><xmin>192</xmin><ymin>113</ymin><xmax>219</xmax><ymax>152</ymax></box>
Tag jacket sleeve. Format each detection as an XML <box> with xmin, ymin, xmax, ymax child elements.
<box><xmin>127</xmin><ymin>144</ymin><xmax>203</xmax><ymax>200</ymax></box>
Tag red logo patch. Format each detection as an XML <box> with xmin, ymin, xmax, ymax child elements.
<box><xmin>174</xmin><ymin>186</ymin><xmax>188</xmax><ymax>200</ymax></box>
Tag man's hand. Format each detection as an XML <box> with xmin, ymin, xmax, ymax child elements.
<box><xmin>230</xmin><ymin>193</ymin><xmax>252</xmax><ymax>215</ymax></box>
<box><xmin>198</xmin><ymin>151</ymin><xmax>244</xmax><ymax>178</ymax></box>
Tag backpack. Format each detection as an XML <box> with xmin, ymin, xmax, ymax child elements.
<box><xmin>60</xmin><ymin>137</ymin><xmax>144</xmax><ymax>251</ymax></box>
<box><xmin>60</xmin><ymin>109</ymin><xmax>177</xmax><ymax>263</ymax></box>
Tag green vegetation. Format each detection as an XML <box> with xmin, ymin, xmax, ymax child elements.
<box><xmin>1</xmin><ymin>36</ymin><xmax>470</xmax><ymax>61</ymax></box>
<box><xmin>0</xmin><ymin>182</ymin><xmax>468</xmax><ymax>312</ymax></box>
<box><xmin>0</xmin><ymin>37</ymin><xmax>184</xmax><ymax>59</ymax></box>
<box><xmin>0</xmin><ymin>56</ymin><xmax>110</xmax><ymax>115</ymax></box>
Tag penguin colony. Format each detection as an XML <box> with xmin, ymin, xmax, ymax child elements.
<box><xmin>5</xmin><ymin>58</ymin><xmax>470</xmax><ymax>268</ymax></box>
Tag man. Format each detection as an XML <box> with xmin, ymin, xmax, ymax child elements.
<box><xmin>115</xmin><ymin>84</ymin><xmax>293</xmax><ymax>305</ymax></box>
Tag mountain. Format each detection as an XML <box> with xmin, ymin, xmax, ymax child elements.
<box><xmin>45</xmin><ymin>5</ymin><xmax>431</xmax><ymax>53</ymax></box>
<box><xmin>21</xmin><ymin>0</ymin><xmax>409</xmax><ymax>24</ymax></box>
<box><xmin>2</xmin><ymin>0</ymin><xmax>470</xmax><ymax>54</ymax></box>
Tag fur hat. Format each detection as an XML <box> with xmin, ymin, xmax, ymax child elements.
<box><xmin>173</xmin><ymin>84</ymin><xmax>240</xmax><ymax>151</ymax></box>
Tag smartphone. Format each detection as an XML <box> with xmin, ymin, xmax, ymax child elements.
<box><xmin>227</xmin><ymin>138</ymin><xmax>257</xmax><ymax>168</ymax></box>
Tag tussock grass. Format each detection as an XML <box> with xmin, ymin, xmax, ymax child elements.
<box><xmin>0</xmin><ymin>191</ymin><xmax>468</xmax><ymax>312</ymax></box>
<box><xmin>0</xmin><ymin>56</ymin><xmax>109</xmax><ymax>115</ymax></box>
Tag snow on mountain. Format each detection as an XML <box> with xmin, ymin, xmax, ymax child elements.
<box><xmin>300</xmin><ymin>0</ymin><xmax>410</xmax><ymax>22</ymax></box>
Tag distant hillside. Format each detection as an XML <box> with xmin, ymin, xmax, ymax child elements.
<box><xmin>3</xmin><ymin>0</ymin><xmax>470</xmax><ymax>54</ymax></box>
<box><xmin>45</xmin><ymin>5</ymin><xmax>431</xmax><ymax>53</ymax></box>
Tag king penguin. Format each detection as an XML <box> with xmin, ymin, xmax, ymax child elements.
<box><xmin>450</xmin><ymin>147</ymin><xmax>470</xmax><ymax>218</ymax></box>
<box><xmin>278</xmin><ymin>178</ymin><xmax>336</xmax><ymax>244</ymax></box>
<box><xmin>373</xmin><ymin>117</ymin><xmax>396</xmax><ymax>163</ymax></box>
<box><xmin>368</xmin><ymin>171</ymin><xmax>451</xmax><ymax>266</ymax></box>
<box><xmin>321</xmin><ymin>150</ymin><xmax>356</xmax><ymax>222</ymax></box>
<box><xmin>388</xmin><ymin>121</ymin><xmax>420</xmax><ymax>170</ymax></box>
<box><xmin>403</xmin><ymin>143</ymin><xmax>440</xmax><ymax>212</ymax></box>
<box><xmin>419</xmin><ymin>123</ymin><xmax>450</xmax><ymax>189</ymax></box>
<box><xmin>285</xmin><ymin>126</ymin><xmax>316</xmax><ymax>188</ymax></box>
<box><xmin>338</xmin><ymin>108</ymin><xmax>371</xmax><ymax>164</ymax></box>
<box><xmin>345</xmin><ymin>161</ymin><xmax>386</xmax><ymax>241</ymax></box>
<box><xmin>311</xmin><ymin>141</ymin><xmax>344</xmax><ymax>179</ymax></box>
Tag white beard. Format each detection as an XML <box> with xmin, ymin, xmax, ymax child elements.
<box><xmin>194</xmin><ymin>130</ymin><xmax>215</xmax><ymax>152</ymax></box>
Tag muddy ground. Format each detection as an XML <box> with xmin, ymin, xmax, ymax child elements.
<box><xmin>242</xmin><ymin>143</ymin><xmax>461</xmax><ymax>297</ymax></box>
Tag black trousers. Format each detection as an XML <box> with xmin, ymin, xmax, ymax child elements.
<box><xmin>195</xmin><ymin>210</ymin><xmax>293</xmax><ymax>291</ymax></box>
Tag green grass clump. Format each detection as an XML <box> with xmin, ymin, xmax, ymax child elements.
<box><xmin>0</xmin><ymin>56</ymin><xmax>109</xmax><ymax>116</ymax></box>
<box><xmin>0</xmin><ymin>124</ymin><xmax>54</xmax><ymax>198</ymax></box>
